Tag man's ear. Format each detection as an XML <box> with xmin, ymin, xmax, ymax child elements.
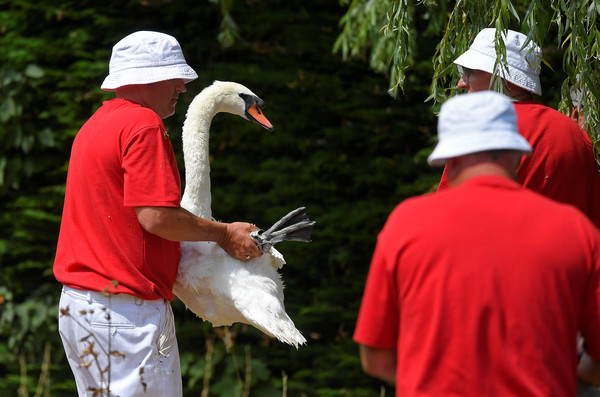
<box><xmin>571</xmin><ymin>107</ymin><xmax>580</xmax><ymax>124</ymax></box>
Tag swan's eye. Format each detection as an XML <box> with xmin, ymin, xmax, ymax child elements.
<box><xmin>239</xmin><ymin>93</ymin><xmax>253</xmax><ymax>109</ymax></box>
<box><xmin>239</xmin><ymin>93</ymin><xmax>265</xmax><ymax>111</ymax></box>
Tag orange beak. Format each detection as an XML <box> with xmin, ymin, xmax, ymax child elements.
<box><xmin>247</xmin><ymin>102</ymin><xmax>274</xmax><ymax>132</ymax></box>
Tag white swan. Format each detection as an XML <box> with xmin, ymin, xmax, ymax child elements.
<box><xmin>173</xmin><ymin>80</ymin><xmax>307</xmax><ymax>348</ymax></box>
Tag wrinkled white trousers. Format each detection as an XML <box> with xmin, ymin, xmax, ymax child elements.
<box><xmin>58</xmin><ymin>286</ymin><xmax>182</xmax><ymax>397</ymax></box>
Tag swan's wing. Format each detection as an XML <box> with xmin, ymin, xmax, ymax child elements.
<box><xmin>174</xmin><ymin>242</ymin><xmax>243</xmax><ymax>326</ymax></box>
<box><xmin>175</xmin><ymin>241</ymin><xmax>305</xmax><ymax>347</ymax></box>
<box><xmin>229</xmin><ymin>257</ymin><xmax>306</xmax><ymax>348</ymax></box>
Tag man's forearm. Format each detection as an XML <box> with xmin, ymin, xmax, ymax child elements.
<box><xmin>135</xmin><ymin>206</ymin><xmax>226</xmax><ymax>242</ymax></box>
<box><xmin>359</xmin><ymin>344</ymin><xmax>396</xmax><ymax>383</ymax></box>
<box><xmin>134</xmin><ymin>206</ymin><xmax>262</xmax><ymax>262</ymax></box>
<box><xmin>578</xmin><ymin>351</ymin><xmax>600</xmax><ymax>386</ymax></box>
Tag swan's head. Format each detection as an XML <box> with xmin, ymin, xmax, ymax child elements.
<box><xmin>209</xmin><ymin>81</ymin><xmax>274</xmax><ymax>132</ymax></box>
<box><xmin>239</xmin><ymin>92</ymin><xmax>274</xmax><ymax>132</ymax></box>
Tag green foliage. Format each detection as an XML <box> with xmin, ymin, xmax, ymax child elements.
<box><xmin>0</xmin><ymin>66</ymin><xmax>52</xmax><ymax>193</ymax></box>
<box><xmin>553</xmin><ymin>0</ymin><xmax>600</xmax><ymax>148</ymax></box>
<box><xmin>0</xmin><ymin>2</ymin><xmax>142</xmax><ymax>395</ymax></box>
<box><xmin>336</xmin><ymin>0</ymin><xmax>600</xmax><ymax>142</ymax></box>
<box><xmin>0</xmin><ymin>285</ymin><xmax>66</xmax><ymax>396</ymax></box>
<box><xmin>172</xmin><ymin>3</ymin><xmax>437</xmax><ymax>395</ymax></box>
<box><xmin>0</xmin><ymin>0</ymin><xmax>440</xmax><ymax>395</ymax></box>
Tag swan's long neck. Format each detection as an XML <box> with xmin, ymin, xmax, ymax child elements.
<box><xmin>180</xmin><ymin>86</ymin><xmax>220</xmax><ymax>219</ymax></box>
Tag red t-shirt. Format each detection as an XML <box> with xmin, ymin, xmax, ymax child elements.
<box><xmin>354</xmin><ymin>176</ymin><xmax>600</xmax><ymax>397</ymax></box>
<box><xmin>54</xmin><ymin>99</ymin><xmax>181</xmax><ymax>300</ymax></box>
<box><xmin>437</xmin><ymin>101</ymin><xmax>600</xmax><ymax>228</ymax></box>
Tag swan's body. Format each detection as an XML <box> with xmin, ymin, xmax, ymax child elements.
<box><xmin>173</xmin><ymin>81</ymin><xmax>306</xmax><ymax>347</ymax></box>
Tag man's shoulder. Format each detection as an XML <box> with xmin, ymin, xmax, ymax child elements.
<box><xmin>102</xmin><ymin>99</ymin><xmax>162</xmax><ymax>123</ymax></box>
<box><xmin>388</xmin><ymin>191</ymin><xmax>443</xmax><ymax>220</ymax></box>
<box><xmin>515</xmin><ymin>100</ymin><xmax>577</xmax><ymax>126</ymax></box>
<box><xmin>99</xmin><ymin>100</ymin><xmax>165</xmax><ymax>133</ymax></box>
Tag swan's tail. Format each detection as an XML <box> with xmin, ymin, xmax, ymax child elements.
<box><xmin>240</xmin><ymin>302</ymin><xmax>307</xmax><ymax>348</ymax></box>
<box><xmin>255</xmin><ymin>317</ymin><xmax>307</xmax><ymax>348</ymax></box>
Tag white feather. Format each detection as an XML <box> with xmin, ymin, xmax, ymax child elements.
<box><xmin>173</xmin><ymin>80</ymin><xmax>306</xmax><ymax>348</ymax></box>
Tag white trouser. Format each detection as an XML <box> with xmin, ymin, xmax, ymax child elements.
<box><xmin>58</xmin><ymin>286</ymin><xmax>182</xmax><ymax>397</ymax></box>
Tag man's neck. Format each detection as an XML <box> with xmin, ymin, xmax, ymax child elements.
<box><xmin>447</xmin><ymin>153</ymin><xmax>520</xmax><ymax>188</ymax></box>
<box><xmin>449</xmin><ymin>163</ymin><xmax>514</xmax><ymax>187</ymax></box>
<box><xmin>505</xmin><ymin>83</ymin><xmax>534</xmax><ymax>102</ymax></box>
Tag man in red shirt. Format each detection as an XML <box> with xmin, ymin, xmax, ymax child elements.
<box><xmin>437</xmin><ymin>28</ymin><xmax>600</xmax><ymax>228</ymax></box>
<box><xmin>354</xmin><ymin>91</ymin><xmax>600</xmax><ymax>396</ymax></box>
<box><xmin>54</xmin><ymin>31</ymin><xmax>262</xmax><ymax>396</ymax></box>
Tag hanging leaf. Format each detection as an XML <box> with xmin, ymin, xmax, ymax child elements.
<box><xmin>24</xmin><ymin>64</ymin><xmax>44</xmax><ymax>79</ymax></box>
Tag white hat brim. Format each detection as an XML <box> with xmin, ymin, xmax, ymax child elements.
<box><xmin>101</xmin><ymin>63</ymin><xmax>198</xmax><ymax>91</ymax></box>
<box><xmin>428</xmin><ymin>130</ymin><xmax>532</xmax><ymax>166</ymax></box>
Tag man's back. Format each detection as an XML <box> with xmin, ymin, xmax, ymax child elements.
<box><xmin>355</xmin><ymin>175</ymin><xmax>600</xmax><ymax>396</ymax></box>
<box><xmin>514</xmin><ymin>101</ymin><xmax>600</xmax><ymax>226</ymax></box>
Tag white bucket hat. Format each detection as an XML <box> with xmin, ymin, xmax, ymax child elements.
<box><xmin>454</xmin><ymin>28</ymin><xmax>542</xmax><ymax>95</ymax></box>
<box><xmin>101</xmin><ymin>31</ymin><xmax>198</xmax><ymax>91</ymax></box>
<box><xmin>428</xmin><ymin>91</ymin><xmax>532</xmax><ymax>166</ymax></box>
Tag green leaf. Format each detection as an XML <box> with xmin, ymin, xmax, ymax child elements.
<box><xmin>0</xmin><ymin>156</ymin><xmax>6</xmax><ymax>185</ymax></box>
<box><xmin>21</xmin><ymin>134</ymin><xmax>34</xmax><ymax>154</ymax></box>
<box><xmin>24</xmin><ymin>64</ymin><xmax>44</xmax><ymax>79</ymax></box>
<box><xmin>0</xmin><ymin>97</ymin><xmax>17</xmax><ymax>122</ymax></box>
<box><xmin>37</xmin><ymin>128</ymin><xmax>55</xmax><ymax>147</ymax></box>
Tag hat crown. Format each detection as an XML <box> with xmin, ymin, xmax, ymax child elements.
<box><xmin>109</xmin><ymin>31</ymin><xmax>187</xmax><ymax>73</ymax></box>
<box><xmin>470</xmin><ymin>28</ymin><xmax>542</xmax><ymax>75</ymax></box>
<box><xmin>439</xmin><ymin>91</ymin><xmax>517</xmax><ymax>139</ymax></box>
<box><xmin>100</xmin><ymin>31</ymin><xmax>198</xmax><ymax>91</ymax></box>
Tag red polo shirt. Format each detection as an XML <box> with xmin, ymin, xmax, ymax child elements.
<box><xmin>54</xmin><ymin>99</ymin><xmax>181</xmax><ymax>300</ymax></box>
<box><xmin>355</xmin><ymin>176</ymin><xmax>600</xmax><ymax>396</ymax></box>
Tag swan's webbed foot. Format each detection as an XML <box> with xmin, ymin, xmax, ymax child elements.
<box><xmin>250</xmin><ymin>207</ymin><xmax>316</xmax><ymax>253</ymax></box>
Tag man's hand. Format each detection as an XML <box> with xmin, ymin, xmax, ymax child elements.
<box><xmin>218</xmin><ymin>222</ymin><xmax>263</xmax><ymax>262</ymax></box>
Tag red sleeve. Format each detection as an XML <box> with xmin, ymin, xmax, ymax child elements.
<box><xmin>121</xmin><ymin>126</ymin><xmax>181</xmax><ymax>207</ymax></box>
<box><xmin>353</xmin><ymin>225</ymin><xmax>400</xmax><ymax>349</ymax></box>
